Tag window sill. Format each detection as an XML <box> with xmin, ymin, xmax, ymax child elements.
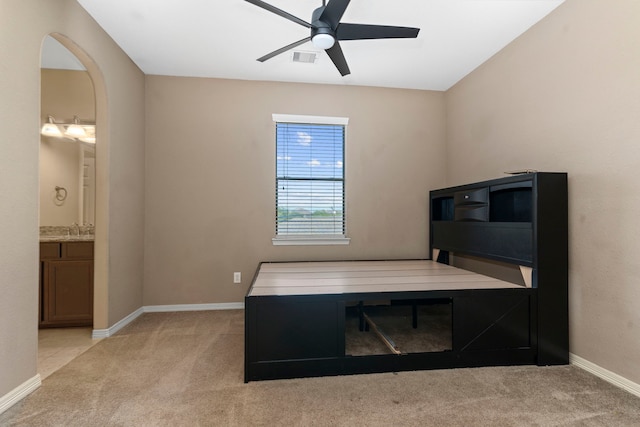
<box><xmin>272</xmin><ymin>236</ymin><xmax>351</xmax><ymax>246</ymax></box>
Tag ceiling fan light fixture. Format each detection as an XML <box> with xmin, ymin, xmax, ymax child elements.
<box><xmin>311</xmin><ymin>33</ymin><xmax>335</xmax><ymax>50</ymax></box>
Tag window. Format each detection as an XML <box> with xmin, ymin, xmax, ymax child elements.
<box><xmin>272</xmin><ymin>114</ymin><xmax>349</xmax><ymax>245</ymax></box>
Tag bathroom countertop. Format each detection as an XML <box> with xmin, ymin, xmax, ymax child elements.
<box><xmin>39</xmin><ymin>235</ymin><xmax>95</xmax><ymax>242</ymax></box>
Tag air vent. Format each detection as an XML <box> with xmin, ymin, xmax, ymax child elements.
<box><xmin>292</xmin><ymin>51</ymin><xmax>317</xmax><ymax>64</ymax></box>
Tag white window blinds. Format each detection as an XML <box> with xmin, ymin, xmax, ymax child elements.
<box><xmin>275</xmin><ymin>121</ymin><xmax>345</xmax><ymax>237</ymax></box>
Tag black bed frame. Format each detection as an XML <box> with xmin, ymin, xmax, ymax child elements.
<box><xmin>244</xmin><ymin>172</ymin><xmax>568</xmax><ymax>382</ymax></box>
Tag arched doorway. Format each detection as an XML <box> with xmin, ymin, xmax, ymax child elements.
<box><xmin>38</xmin><ymin>33</ymin><xmax>109</xmax><ymax>375</ymax></box>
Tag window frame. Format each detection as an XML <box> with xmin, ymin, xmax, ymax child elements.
<box><xmin>271</xmin><ymin>114</ymin><xmax>350</xmax><ymax>246</ymax></box>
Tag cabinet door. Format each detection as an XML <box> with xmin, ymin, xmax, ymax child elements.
<box><xmin>47</xmin><ymin>260</ymin><xmax>93</xmax><ymax>325</ymax></box>
<box><xmin>39</xmin><ymin>261</ymin><xmax>47</xmax><ymax>326</ymax></box>
<box><xmin>453</xmin><ymin>291</ymin><xmax>532</xmax><ymax>352</ymax></box>
<box><xmin>250</xmin><ymin>299</ymin><xmax>345</xmax><ymax>362</ymax></box>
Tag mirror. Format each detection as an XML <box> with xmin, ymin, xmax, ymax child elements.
<box><xmin>40</xmin><ymin>36</ymin><xmax>96</xmax><ymax>226</ymax></box>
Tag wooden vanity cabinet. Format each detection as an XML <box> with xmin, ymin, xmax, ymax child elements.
<box><xmin>39</xmin><ymin>241</ymin><xmax>94</xmax><ymax>328</ymax></box>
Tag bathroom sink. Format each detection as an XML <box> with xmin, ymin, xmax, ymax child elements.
<box><xmin>39</xmin><ymin>235</ymin><xmax>94</xmax><ymax>242</ymax></box>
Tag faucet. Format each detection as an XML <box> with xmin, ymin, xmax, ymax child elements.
<box><xmin>70</xmin><ymin>222</ymin><xmax>80</xmax><ymax>237</ymax></box>
<box><xmin>81</xmin><ymin>223</ymin><xmax>94</xmax><ymax>236</ymax></box>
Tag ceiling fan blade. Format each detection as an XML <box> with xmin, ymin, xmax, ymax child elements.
<box><xmin>325</xmin><ymin>41</ymin><xmax>350</xmax><ymax>76</ymax></box>
<box><xmin>245</xmin><ymin>0</ymin><xmax>312</xmax><ymax>28</ymax></box>
<box><xmin>337</xmin><ymin>23</ymin><xmax>420</xmax><ymax>41</ymax></box>
<box><xmin>320</xmin><ymin>0</ymin><xmax>351</xmax><ymax>30</ymax></box>
<box><xmin>257</xmin><ymin>37</ymin><xmax>311</xmax><ymax>62</ymax></box>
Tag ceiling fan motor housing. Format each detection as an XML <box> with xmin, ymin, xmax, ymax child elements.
<box><xmin>311</xmin><ymin>6</ymin><xmax>335</xmax><ymax>40</ymax></box>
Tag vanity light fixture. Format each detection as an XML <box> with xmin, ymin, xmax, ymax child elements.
<box><xmin>41</xmin><ymin>115</ymin><xmax>63</xmax><ymax>137</ymax></box>
<box><xmin>78</xmin><ymin>126</ymin><xmax>96</xmax><ymax>144</ymax></box>
<box><xmin>41</xmin><ymin>115</ymin><xmax>95</xmax><ymax>143</ymax></box>
<box><xmin>64</xmin><ymin>116</ymin><xmax>88</xmax><ymax>138</ymax></box>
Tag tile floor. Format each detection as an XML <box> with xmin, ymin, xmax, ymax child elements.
<box><xmin>38</xmin><ymin>327</ymin><xmax>102</xmax><ymax>380</ymax></box>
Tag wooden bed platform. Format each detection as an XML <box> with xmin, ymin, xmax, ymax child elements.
<box><xmin>245</xmin><ymin>173</ymin><xmax>568</xmax><ymax>382</ymax></box>
<box><xmin>249</xmin><ymin>260</ymin><xmax>523</xmax><ymax>297</ymax></box>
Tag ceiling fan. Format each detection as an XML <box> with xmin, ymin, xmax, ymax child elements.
<box><xmin>245</xmin><ymin>0</ymin><xmax>420</xmax><ymax>76</ymax></box>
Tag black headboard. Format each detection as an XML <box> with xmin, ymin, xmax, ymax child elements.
<box><xmin>429</xmin><ymin>172</ymin><xmax>567</xmax><ymax>273</ymax></box>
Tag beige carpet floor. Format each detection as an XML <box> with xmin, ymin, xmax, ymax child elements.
<box><xmin>2</xmin><ymin>310</ymin><xmax>640</xmax><ymax>426</ymax></box>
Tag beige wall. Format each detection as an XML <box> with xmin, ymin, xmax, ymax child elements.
<box><xmin>39</xmin><ymin>139</ymin><xmax>82</xmax><ymax>225</ymax></box>
<box><xmin>445</xmin><ymin>0</ymin><xmax>640</xmax><ymax>384</ymax></box>
<box><xmin>40</xmin><ymin>69</ymin><xmax>94</xmax><ymax>226</ymax></box>
<box><xmin>0</xmin><ymin>0</ymin><xmax>145</xmax><ymax>398</ymax></box>
<box><xmin>144</xmin><ymin>77</ymin><xmax>446</xmax><ymax>305</ymax></box>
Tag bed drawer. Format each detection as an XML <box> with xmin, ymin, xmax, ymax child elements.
<box><xmin>454</xmin><ymin>187</ymin><xmax>488</xmax><ymax>205</ymax></box>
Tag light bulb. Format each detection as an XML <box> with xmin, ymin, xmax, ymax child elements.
<box><xmin>41</xmin><ymin>123</ymin><xmax>62</xmax><ymax>137</ymax></box>
<box><xmin>65</xmin><ymin>116</ymin><xmax>88</xmax><ymax>138</ymax></box>
<box><xmin>41</xmin><ymin>116</ymin><xmax>62</xmax><ymax>137</ymax></box>
<box><xmin>65</xmin><ymin>124</ymin><xmax>87</xmax><ymax>137</ymax></box>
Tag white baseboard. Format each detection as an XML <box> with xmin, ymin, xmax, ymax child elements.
<box><xmin>143</xmin><ymin>302</ymin><xmax>244</xmax><ymax>312</ymax></box>
<box><xmin>0</xmin><ymin>374</ymin><xmax>41</xmax><ymax>415</ymax></box>
<box><xmin>92</xmin><ymin>307</ymin><xmax>144</xmax><ymax>339</ymax></box>
<box><xmin>92</xmin><ymin>302</ymin><xmax>244</xmax><ymax>338</ymax></box>
<box><xmin>570</xmin><ymin>353</ymin><xmax>640</xmax><ymax>398</ymax></box>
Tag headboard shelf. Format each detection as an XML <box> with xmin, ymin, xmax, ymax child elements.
<box><xmin>429</xmin><ymin>172</ymin><xmax>568</xmax><ymax>365</ymax></box>
<box><xmin>429</xmin><ymin>172</ymin><xmax>566</xmax><ymax>269</ymax></box>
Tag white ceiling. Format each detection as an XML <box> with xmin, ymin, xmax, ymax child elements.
<box><xmin>73</xmin><ymin>0</ymin><xmax>564</xmax><ymax>91</ymax></box>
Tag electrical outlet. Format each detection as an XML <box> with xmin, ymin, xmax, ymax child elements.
<box><xmin>233</xmin><ymin>272</ymin><xmax>241</xmax><ymax>284</ymax></box>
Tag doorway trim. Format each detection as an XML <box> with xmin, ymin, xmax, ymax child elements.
<box><xmin>45</xmin><ymin>33</ymin><xmax>109</xmax><ymax>330</ymax></box>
